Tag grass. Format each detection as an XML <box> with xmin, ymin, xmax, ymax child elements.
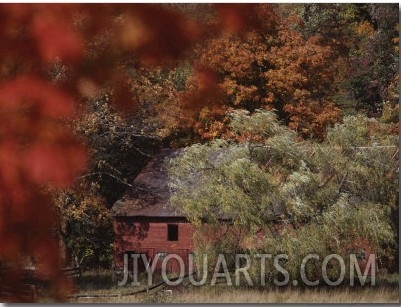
<box><xmin>69</xmin><ymin>285</ymin><xmax>399</xmax><ymax>304</ymax></box>
<box><xmin>71</xmin><ymin>269</ymin><xmax>164</xmax><ymax>296</ymax></box>
<box><xmin>65</xmin><ymin>270</ymin><xmax>399</xmax><ymax>304</ymax></box>
<box><xmin>171</xmin><ymin>285</ymin><xmax>399</xmax><ymax>304</ymax></box>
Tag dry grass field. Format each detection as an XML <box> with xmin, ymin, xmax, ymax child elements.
<box><xmin>65</xmin><ymin>270</ymin><xmax>399</xmax><ymax>304</ymax></box>
<box><xmin>69</xmin><ymin>286</ymin><xmax>399</xmax><ymax>304</ymax></box>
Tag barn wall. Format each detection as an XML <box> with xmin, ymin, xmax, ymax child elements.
<box><xmin>113</xmin><ymin>217</ymin><xmax>195</xmax><ymax>272</ymax></box>
<box><xmin>113</xmin><ymin>217</ymin><xmax>375</xmax><ymax>276</ymax></box>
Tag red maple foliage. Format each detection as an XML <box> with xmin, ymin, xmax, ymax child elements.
<box><xmin>0</xmin><ymin>3</ymin><xmax>260</xmax><ymax>301</ymax></box>
<box><xmin>188</xmin><ymin>11</ymin><xmax>341</xmax><ymax>141</ymax></box>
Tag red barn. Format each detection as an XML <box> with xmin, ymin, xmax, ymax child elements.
<box><xmin>111</xmin><ymin>148</ymin><xmax>195</xmax><ymax>274</ymax></box>
<box><xmin>112</xmin><ymin>148</ymin><xmax>375</xmax><ymax>277</ymax></box>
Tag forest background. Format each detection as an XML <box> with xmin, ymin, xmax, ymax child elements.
<box><xmin>0</xmin><ymin>3</ymin><xmax>398</xmax><ymax>301</ymax></box>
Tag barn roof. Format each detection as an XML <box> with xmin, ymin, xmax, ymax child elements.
<box><xmin>111</xmin><ymin>148</ymin><xmax>185</xmax><ymax>218</ymax></box>
<box><xmin>112</xmin><ymin>147</ymin><xmax>277</xmax><ymax>220</ymax></box>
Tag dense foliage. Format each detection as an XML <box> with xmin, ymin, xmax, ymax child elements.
<box><xmin>0</xmin><ymin>3</ymin><xmax>398</xmax><ymax>301</ymax></box>
<box><xmin>168</xmin><ymin>110</ymin><xmax>398</xmax><ymax>283</ymax></box>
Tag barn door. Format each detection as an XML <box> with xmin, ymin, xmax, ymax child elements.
<box><xmin>166</xmin><ymin>249</ymin><xmax>189</xmax><ymax>275</ymax></box>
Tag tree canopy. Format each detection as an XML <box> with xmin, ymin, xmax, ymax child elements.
<box><xmin>0</xmin><ymin>3</ymin><xmax>398</xmax><ymax>301</ymax></box>
<box><xmin>167</xmin><ymin>110</ymin><xmax>398</xmax><ymax>282</ymax></box>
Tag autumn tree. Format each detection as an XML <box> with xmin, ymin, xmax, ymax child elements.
<box><xmin>178</xmin><ymin>3</ymin><xmax>398</xmax><ymax>141</ymax></box>
<box><xmin>127</xmin><ymin>64</ymin><xmax>192</xmax><ymax>144</ymax></box>
<box><xmin>263</xmin><ymin>16</ymin><xmax>341</xmax><ymax>139</ymax></box>
<box><xmin>299</xmin><ymin>3</ymin><xmax>400</xmax><ymax>116</ymax></box>
<box><xmin>183</xmin><ymin>4</ymin><xmax>342</xmax><ymax>141</ymax></box>
<box><xmin>51</xmin><ymin>94</ymin><xmax>163</xmax><ymax>269</ymax></box>
<box><xmin>347</xmin><ymin>3</ymin><xmax>399</xmax><ymax>116</ymax></box>
<box><xmin>53</xmin><ymin>184</ymin><xmax>112</xmax><ymax>269</ymax></box>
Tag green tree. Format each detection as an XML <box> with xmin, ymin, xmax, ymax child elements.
<box><xmin>167</xmin><ymin>110</ymin><xmax>398</xmax><ymax>282</ymax></box>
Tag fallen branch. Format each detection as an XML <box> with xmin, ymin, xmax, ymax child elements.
<box><xmin>68</xmin><ymin>275</ymin><xmax>190</xmax><ymax>299</ymax></box>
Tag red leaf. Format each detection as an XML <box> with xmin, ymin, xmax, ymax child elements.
<box><xmin>0</xmin><ymin>75</ymin><xmax>74</xmax><ymax>118</ymax></box>
<box><xmin>215</xmin><ymin>4</ymin><xmax>278</xmax><ymax>34</ymax></box>
<box><xmin>31</xmin><ymin>6</ymin><xmax>83</xmax><ymax>62</ymax></box>
<box><xmin>24</xmin><ymin>139</ymin><xmax>87</xmax><ymax>187</ymax></box>
<box><xmin>120</xmin><ymin>5</ymin><xmax>201</xmax><ymax>65</ymax></box>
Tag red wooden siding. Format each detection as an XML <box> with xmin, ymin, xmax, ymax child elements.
<box><xmin>113</xmin><ymin>217</ymin><xmax>195</xmax><ymax>273</ymax></box>
<box><xmin>113</xmin><ymin>217</ymin><xmax>375</xmax><ymax>276</ymax></box>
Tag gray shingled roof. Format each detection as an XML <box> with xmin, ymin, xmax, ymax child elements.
<box><xmin>111</xmin><ymin>148</ymin><xmax>185</xmax><ymax>217</ymax></box>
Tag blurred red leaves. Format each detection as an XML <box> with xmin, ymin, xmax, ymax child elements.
<box><xmin>215</xmin><ymin>4</ymin><xmax>261</xmax><ymax>34</ymax></box>
<box><xmin>31</xmin><ymin>12</ymin><xmax>83</xmax><ymax>63</ymax></box>
<box><xmin>119</xmin><ymin>5</ymin><xmax>201</xmax><ymax>65</ymax></box>
<box><xmin>0</xmin><ymin>3</ymin><xmax>214</xmax><ymax>301</ymax></box>
<box><xmin>216</xmin><ymin>4</ymin><xmax>249</xmax><ymax>34</ymax></box>
<box><xmin>0</xmin><ymin>4</ymin><xmax>88</xmax><ymax>300</ymax></box>
<box><xmin>0</xmin><ymin>76</ymin><xmax>86</xmax><ymax>301</ymax></box>
<box><xmin>25</xmin><ymin>141</ymin><xmax>87</xmax><ymax>186</ymax></box>
<box><xmin>0</xmin><ymin>76</ymin><xmax>87</xmax><ymax>186</ymax></box>
<box><xmin>180</xmin><ymin>67</ymin><xmax>225</xmax><ymax>125</ymax></box>
<box><xmin>0</xmin><ymin>4</ymin><xmax>83</xmax><ymax>66</ymax></box>
<box><xmin>215</xmin><ymin>4</ymin><xmax>279</xmax><ymax>35</ymax></box>
<box><xmin>0</xmin><ymin>76</ymin><xmax>74</xmax><ymax>117</ymax></box>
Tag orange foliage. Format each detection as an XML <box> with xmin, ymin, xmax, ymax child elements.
<box><xmin>193</xmin><ymin>106</ymin><xmax>231</xmax><ymax>140</ymax></box>
<box><xmin>259</xmin><ymin>18</ymin><xmax>341</xmax><ymax>139</ymax></box>
<box><xmin>186</xmin><ymin>11</ymin><xmax>340</xmax><ymax>141</ymax></box>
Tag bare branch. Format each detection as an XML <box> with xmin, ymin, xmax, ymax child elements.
<box><xmin>338</xmin><ymin>170</ymin><xmax>349</xmax><ymax>194</ymax></box>
<box><xmin>77</xmin><ymin>172</ymin><xmax>132</xmax><ymax>187</ymax></box>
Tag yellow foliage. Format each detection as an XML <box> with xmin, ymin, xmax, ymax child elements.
<box><xmin>354</xmin><ymin>20</ymin><xmax>374</xmax><ymax>37</ymax></box>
